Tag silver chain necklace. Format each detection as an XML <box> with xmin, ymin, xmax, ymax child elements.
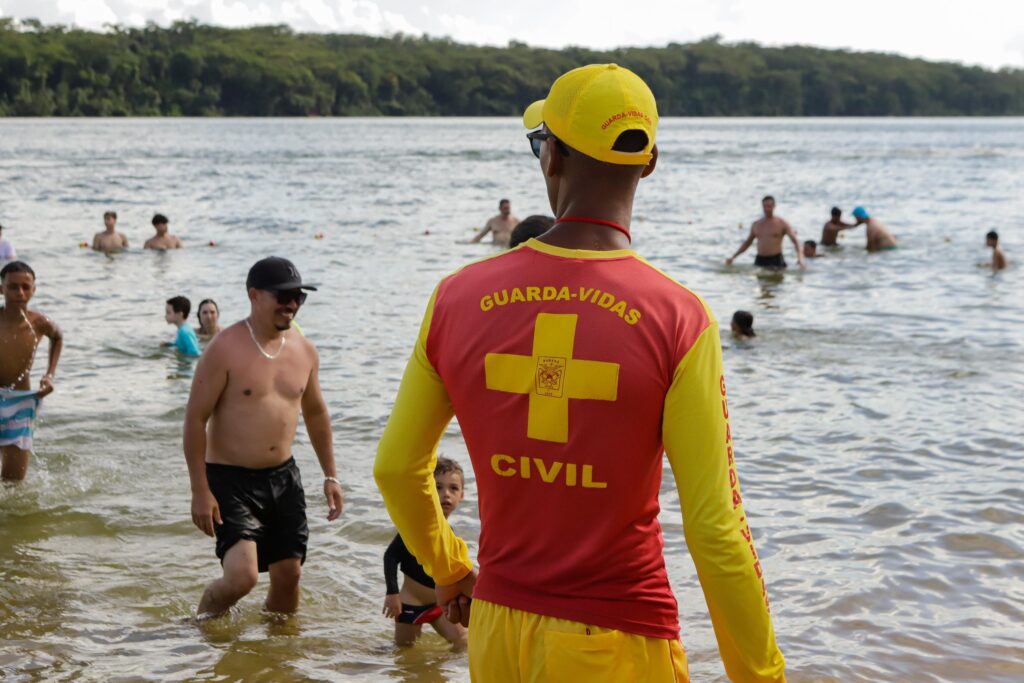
<box><xmin>245</xmin><ymin>318</ymin><xmax>286</xmax><ymax>360</ymax></box>
<box><xmin>1</xmin><ymin>308</ymin><xmax>40</xmax><ymax>390</ymax></box>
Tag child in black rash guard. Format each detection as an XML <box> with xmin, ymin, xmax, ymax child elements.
<box><xmin>382</xmin><ymin>457</ymin><xmax>467</xmax><ymax>649</ymax></box>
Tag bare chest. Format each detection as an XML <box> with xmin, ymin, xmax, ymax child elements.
<box><xmin>223</xmin><ymin>352</ymin><xmax>311</xmax><ymax>406</ymax></box>
<box><xmin>754</xmin><ymin>220</ymin><xmax>785</xmax><ymax>241</ymax></box>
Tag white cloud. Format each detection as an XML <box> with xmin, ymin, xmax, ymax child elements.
<box><xmin>55</xmin><ymin>0</ymin><xmax>118</xmax><ymax>26</ymax></box>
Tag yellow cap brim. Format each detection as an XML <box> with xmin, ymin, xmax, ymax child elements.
<box><xmin>523</xmin><ymin>100</ymin><xmax>545</xmax><ymax>129</ymax></box>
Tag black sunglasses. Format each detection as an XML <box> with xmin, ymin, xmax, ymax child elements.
<box><xmin>527</xmin><ymin>130</ymin><xmax>570</xmax><ymax>159</ymax></box>
<box><xmin>265</xmin><ymin>289</ymin><xmax>307</xmax><ymax>306</ymax></box>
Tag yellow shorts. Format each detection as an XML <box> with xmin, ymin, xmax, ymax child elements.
<box><xmin>468</xmin><ymin>599</ymin><xmax>689</xmax><ymax>683</ymax></box>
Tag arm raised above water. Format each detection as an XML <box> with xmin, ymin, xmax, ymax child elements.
<box><xmin>663</xmin><ymin>322</ymin><xmax>786</xmax><ymax>682</ymax></box>
<box><xmin>374</xmin><ymin>287</ymin><xmax>472</xmax><ymax>588</ymax></box>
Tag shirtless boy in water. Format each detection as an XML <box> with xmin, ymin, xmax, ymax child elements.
<box><xmin>821</xmin><ymin>207</ymin><xmax>857</xmax><ymax>247</ymax></box>
<box><xmin>92</xmin><ymin>211</ymin><xmax>129</xmax><ymax>252</ymax></box>
<box><xmin>0</xmin><ymin>261</ymin><xmax>63</xmax><ymax>481</ymax></box>
<box><xmin>144</xmin><ymin>214</ymin><xmax>183</xmax><ymax>250</ymax></box>
<box><xmin>183</xmin><ymin>257</ymin><xmax>343</xmax><ymax>617</ymax></box>
<box><xmin>726</xmin><ymin>196</ymin><xmax>806</xmax><ymax>269</ymax></box>
<box><xmin>471</xmin><ymin>199</ymin><xmax>519</xmax><ymax>246</ymax></box>
<box><xmin>382</xmin><ymin>457</ymin><xmax>468</xmax><ymax>649</ymax></box>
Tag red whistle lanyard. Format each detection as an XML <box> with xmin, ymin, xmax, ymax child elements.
<box><xmin>555</xmin><ymin>216</ymin><xmax>631</xmax><ymax>243</ymax></box>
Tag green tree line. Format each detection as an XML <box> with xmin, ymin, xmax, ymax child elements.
<box><xmin>1</xmin><ymin>19</ymin><xmax>1022</xmax><ymax>116</ymax></box>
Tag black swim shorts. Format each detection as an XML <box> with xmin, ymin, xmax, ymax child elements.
<box><xmin>398</xmin><ymin>602</ymin><xmax>443</xmax><ymax>625</ymax></box>
<box><xmin>754</xmin><ymin>253</ymin><xmax>787</xmax><ymax>268</ymax></box>
<box><xmin>206</xmin><ymin>457</ymin><xmax>308</xmax><ymax>572</ymax></box>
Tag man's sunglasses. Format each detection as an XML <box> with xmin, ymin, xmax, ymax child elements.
<box><xmin>265</xmin><ymin>289</ymin><xmax>307</xmax><ymax>306</ymax></box>
<box><xmin>527</xmin><ymin>130</ymin><xmax>570</xmax><ymax>159</ymax></box>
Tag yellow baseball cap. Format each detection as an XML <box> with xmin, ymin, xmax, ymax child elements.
<box><xmin>523</xmin><ymin>63</ymin><xmax>658</xmax><ymax>166</ymax></box>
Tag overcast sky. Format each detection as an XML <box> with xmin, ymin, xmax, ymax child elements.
<box><xmin>1</xmin><ymin>0</ymin><xmax>1021</xmax><ymax>70</ymax></box>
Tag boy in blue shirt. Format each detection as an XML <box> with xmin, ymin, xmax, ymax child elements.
<box><xmin>165</xmin><ymin>296</ymin><xmax>201</xmax><ymax>356</ymax></box>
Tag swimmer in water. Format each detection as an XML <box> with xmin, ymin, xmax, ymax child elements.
<box><xmin>508</xmin><ymin>215</ymin><xmax>555</xmax><ymax>248</ymax></box>
<box><xmin>196</xmin><ymin>299</ymin><xmax>223</xmax><ymax>342</ymax></box>
<box><xmin>165</xmin><ymin>296</ymin><xmax>201</xmax><ymax>357</ymax></box>
<box><xmin>144</xmin><ymin>214</ymin><xmax>183</xmax><ymax>250</ymax></box>
<box><xmin>803</xmin><ymin>240</ymin><xmax>824</xmax><ymax>259</ymax></box>
<box><xmin>852</xmin><ymin>207</ymin><xmax>897</xmax><ymax>252</ymax></box>
<box><xmin>1</xmin><ymin>261</ymin><xmax>64</xmax><ymax>482</ymax></box>
<box><xmin>986</xmin><ymin>231</ymin><xmax>1007</xmax><ymax>271</ymax></box>
<box><xmin>821</xmin><ymin>207</ymin><xmax>857</xmax><ymax>247</ymax></box>
<box><xmin>731</xmin><ymin>310</ymin><xmax>756</xmax><ymax>340</ymax></box>
<box><xmin>0</xmin><ymin>223</ymin><xmax>17</xmax><ymax>261</ymax></box>
<box><xmin>470</xmin><ymin>199</ymin><xmax>520</xmax><ymax>246</ymax></box>
<box><xmin>382</xmin><ymin>457</ymin><xmax>468</xmax><ymax>650</ymax></box>
<box><xmin>726</xmin><ymin>196</ymin><xmax>806</xmax><ymax>270</ymax></box>
<box><xmin>183</xmin><ymin>257</ymin><xmax>342</xmax><ymax>619</ymax></box>
<box><xmin>92</xmin><ymin>211</ymin><xmax>129</xmax><ymax>253</ymax></box>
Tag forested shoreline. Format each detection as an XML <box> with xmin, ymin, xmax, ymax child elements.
<box><xmin>1</xmin><ymin>19</ymin><xmax>1022</xmax><ymax>117</ymax></box>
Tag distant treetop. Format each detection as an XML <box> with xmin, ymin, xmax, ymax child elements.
<box><xmin>0</xmin><ymin>19</ymin><xmax>1021</xmax><ymax>116</ymax></box>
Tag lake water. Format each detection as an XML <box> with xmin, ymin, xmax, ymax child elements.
<box><xmin>0</xmin><ymin>118</ymin><xmax>1022</xmax><ymax>682</ymax></box>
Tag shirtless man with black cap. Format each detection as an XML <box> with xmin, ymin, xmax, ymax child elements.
<box><xmin>183</xmin><ymin>256</ymin><xmax>343</xmax><ymax>618</ymax></box>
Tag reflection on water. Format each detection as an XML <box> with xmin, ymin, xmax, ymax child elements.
<box><xmin>1</xmin><ymin>118</ymin><xmax>1023</xmax><ymax>682</ymax></box>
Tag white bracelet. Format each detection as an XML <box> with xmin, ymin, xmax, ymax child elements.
<box><xmin>324</xmin><ymin>476</ymin><xmax>341</xmax><ymax>487</ymax></box>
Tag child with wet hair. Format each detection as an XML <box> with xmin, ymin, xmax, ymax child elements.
<box><xmin>731</xmin><ymin>310</ymin><xmax>756</xmax><ymax>340</ymax></box>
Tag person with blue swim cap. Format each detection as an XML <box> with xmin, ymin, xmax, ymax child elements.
<box><xmin>852</xmin><ymin>206</ymin><xmax>898</xmax><ymax>251</ymax></box>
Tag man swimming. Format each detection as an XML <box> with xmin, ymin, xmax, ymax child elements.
<box><xmin>803</xmin><ymin>240</ymin><xmax>824</xmax><ymax>259</ymax></box>
<box><xmin>986</xmin><ymin>231</ymin><xmax>1007</xmax><ymax>271</ymax></box>
<box><xmin>183</xmin><ymin>256</ymin><xmax>343</xmax><ymax>618</ymax></box>
<box><xmin>852</xmin><ymin>207</ymin><xmax>897</xmax><ymax>251</ymax></box>
<box><xmin>92</xmin><ymin>211</ymin><xmax>129</xmax><ymax>252</ymax></box>
<box><xmin>144</xmin><ymin>214</ymin><xmax>183</xmax><ymax>250</ymax></box>
<box><xmin>820</xmin><ymin>207</ymin><xmax>857</xmax><ymax>247</ymax></box>
<box><xmin>726</xmin><ymin>196</ymin><xmax>806</xmax><ymax>269</ymax></box>
<box><xmin>1</xmin><ymin>261</ymin><xmax>64</xmax><ymax>482</ymax></box>
<box><xmin>382</xmin><ymin>457</ymin><xmax>468</xmax><ymax>649</ymax></box>
<box><xmin>470</xmin><ymin>199</ymin><xmax>519</xmax><ymax>246</ymax></box>
<box><xmin>375</xmin><ymin>64</ymin><xmax>785</xmax><ymax>682</ymax></box>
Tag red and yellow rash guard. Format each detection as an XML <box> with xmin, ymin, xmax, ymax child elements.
<box><xmin>375</xmin><ymin>239</ymin><xmax>786</xmax><ymax>681</ymax></box>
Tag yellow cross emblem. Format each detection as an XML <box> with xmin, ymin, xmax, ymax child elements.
<box><xmin>485</xmin><ymin>313</ymin><xmax>619</xmax><ymax>443</ymax></box>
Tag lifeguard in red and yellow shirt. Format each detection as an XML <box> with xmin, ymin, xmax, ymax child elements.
<box><xmin>375</xmin><ymin>64</ymin><xmax>786</xmax><ymax>682</ymax></box>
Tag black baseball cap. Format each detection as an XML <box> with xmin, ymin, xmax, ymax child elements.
<box><xmin>246</xmin><ymin>257</ymin><xmax>318</xmax><ymax>292</ymax></box>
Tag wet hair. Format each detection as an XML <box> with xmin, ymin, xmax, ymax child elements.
<box><xmin>0</xmin><ymin>222</ymin><xmax>3</xmax><ymax>232</ymax></box>
<box><xmin>1</xmin><ymin>261</ymin><xmax>35</xmax><ymax>281</ymax></box>
<box><xmin>612</xmin><ymin>129</ymin><xmax>649</xmax><ymax>153</ymax></box>
<box><xmin>986</xmin><ymin>230</ymin><xmax>999</xmax><ymax>242</ymax></box>
<box><xmin>434</xmin><ymin>457</ymin><xmax>464</xmax><ymax>482</ymax></box>
<box><xmin>509</xmin><ymin>215</ymin><xmax>555</xmax><ymax>248</ymax></box>
<box><xmin>804</xmin><ymin>240</ymin><xmax>817</xmax><ymax>248</ymax></box>
<box><xmin>196</xmin><ymin>298</ymin><xmax>219</xmax><ymax>322</ymax></box>
<box><xmin>762</xmin><ymin>195</ymin><xmax>775</xmax><ymax>204</ymax></box>
<box><xmin>104</xmin><ymin>211</ymin><xmax>117</xmax><ymax>220</ymax></box>
<box><xmin>831</xmin><ymin>207</ymin><xmax>841</xmax><ymax>217</ymax></box>
<box><xmin>498</xmin><ymin>199</ymin><xmax>510</xmax><ymax>208</ymax></box>
<box><xmin>152</xmin><ymin>213</ymin><xmax>169</xmax><ymax>226</ymax></box>
<box><xmin>732</xmin><ymin>310</ymin><xmax>755</xmax><ymax>337</ymax></box>
<box><xmin>166</xmin><ymin>295</ymin><xmax>191</xmax><ymax>318</ymax></box>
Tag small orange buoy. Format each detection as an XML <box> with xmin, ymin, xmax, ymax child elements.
<box><xmin>79</xmin><ymin>241</ymin><xmax>89</xmax><ymax>247</ymax></box>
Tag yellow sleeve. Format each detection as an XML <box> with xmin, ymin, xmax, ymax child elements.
<box><xmin>663</xmin><ymin>322</ymin><xmax>786</xmax><ymax>683</ymax></box>
<box><xmin>373</xmin><ymin>286</ymin><xmax>473</xmax><ymax>585</ymax></box>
